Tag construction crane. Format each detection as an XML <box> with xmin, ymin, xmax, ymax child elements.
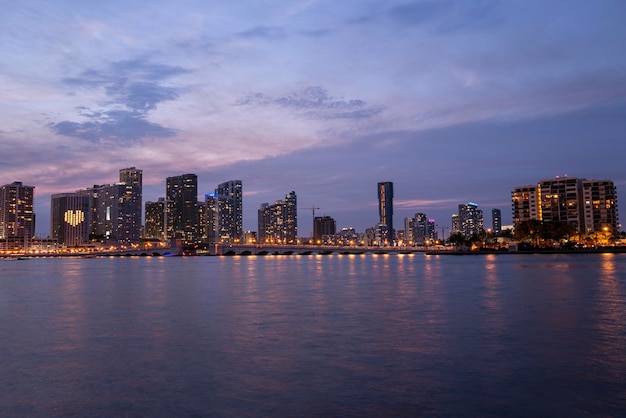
<box><xmin>302</xmin><ymin>206</ymin><xmax>320</xmax><ymax>239</ymax></box>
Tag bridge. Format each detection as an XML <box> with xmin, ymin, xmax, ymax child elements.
<box><xmin>197</xmin><ymin>243</ymin><xmax>451</xmax><ymax>256</ymax></box>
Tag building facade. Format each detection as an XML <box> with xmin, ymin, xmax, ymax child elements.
<box><xmin>458</xmin><ymin>202</ymin><xmax>484</xmax><ymax>238</ymax></box>
<box><xmin>0</xmin><ymin>181</ymin><xmax>35</xmax><ymax>251</ymax></box>
<box><xmin>119</xmin><ymin>167</ymin><xmax>143</xmax><ymax>243</ymax></box>
<box><xmin>314</xmin><ymin>215</ymin><xmax>336</xmax><ymax>242</ymax></box>
<box><xmin>166</xmin><ymin>174</ymin><xmax>198</xmax><ymax>243</ymax></box>
<box><xmin>145</xmin><ymin>198</ymin><xmax>166</xmax><ymax>239</ymax></box>
<box><xmin>492</xmin><ymin>208</ymin><xmax>502</xmax><ymax>234</ymax></box>
<box><xmin>50</xmin><ymin>192</ymin><xmax>90</xmax><ymax>246</ymax></box>
<box><xmin>582</xmin><ymin>180</ymin><xmax>618</xmax><ymax>234</ymax></box>
<box><xmin>512</xmin><ymin>177</ymin><xmax>619</xmax><ymax>234</ymax></box>
<box><xmin>512</xmin><ymin>185</ymin><xmax>539</xmax><ymax>225</ymax></box>
<box><xmin>215</xmin><ymin>180</ymin><xmax>243</xmax><ymax>243</ymax></box>
<box><xmin>257</xmin><ymin>191</ymin><xmax>298</xmax><ymax>244</ymax></box>
<box><xmin>377</xmin><ymin>182</ymin><xmax>394</xmax><ymax>243</ymax></box>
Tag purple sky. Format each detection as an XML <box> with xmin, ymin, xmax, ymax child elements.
<box><xmin>2</xmin><ymin>1</ymin><xmax>626</xmax><ymax>237</ymax></box>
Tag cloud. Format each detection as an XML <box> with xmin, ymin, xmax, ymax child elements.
<box><xmin>49</xmin><ymin>110</ymin><xmax>176</xmax><ymax>143</ymax></box>
<box><xmin>50</xmin><ymin>58</ymin><xmax>187</xmax><ymax>143</ymax></box>
<box><xmin>236</xmin><ymin>86</ymin><xmax>383</xmax><ymax>120</ymax></box>
<box><xmin>236</xmin><ymin>26</ymin><xmax>286</xmax><ymax>39</ymax></box>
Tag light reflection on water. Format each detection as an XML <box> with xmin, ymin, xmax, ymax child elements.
<box><xmin>1</xmin><ymin>254</ymin><xmax>626</xmax><ymax>417</ymax></box>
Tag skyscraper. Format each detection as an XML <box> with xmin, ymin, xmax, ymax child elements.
<box><xmin>377</xmin><ymin>182</ymin><xmax>394</xmax><ymax>243</ymax></box>
<box><xmin>166</xmin><ymin>174</ymin><xmax>198</xmax><ymax>243</ymax></box>
<box><xmin>404</xmin><ymin>217</ymin><xmax>415</xmax><ymax>244</ymax></box>
<box><xmin>458</xmin><ymin>202</ymin><xmax>484</xmax><ymax>238</ymax></box>
<box><xmin>50</xmin><ymin>192</ymin><xmax>90</xmax><ymax>246</ymax></box>
<box><xmin>215</xmin><ymin>180</ymin><xmax>243</xmax><ymax>242</ymax></box>
<box><xmin>257</xmin><ymin>191</ymin><xmax>298</xmax><ymax>244</ymax></box>
<box><xmin>119</xmin><ymin>167</ymin><xmax>142</xmax><ymax>243</ymax></box>
<box><xmin>414</xmin><ymin>212</ymin><xmax>428</xmax><ymax>244</ymax></box>
<box><xmin>0</xmin><ymin>181</ymin><xmax>35</xmax><ymax>251</ymax></box>
<box><xmin>145</xmin><ymin>198</ymin><xmax>166</xmax><ymax>239</ymax></box>
<box><xmin>492</xmin><ymin>208</ymin><xmax>502</xmax><ymax>234</ymax></box>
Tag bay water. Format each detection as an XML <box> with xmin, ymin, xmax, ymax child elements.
<box><xmin>1</xmin><ymin>253</ymin><xmax>625</xmax><ymax>417</ymax></box>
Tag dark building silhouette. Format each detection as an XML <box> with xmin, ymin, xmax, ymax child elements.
<box><xmin>0</xmin><ymin>181</ymin><xmax>35</xmax><ymax>251</ymax></box>
<box><xmin>258</xmin><ymin>191</ymin><xmax>298</xmax><ymax>244</ymax></box>
<box><xmin>492</xmin><ymin>208</ymin><xmax>502</xmax><ymax>234</ymax></box>
<box><xmin>377</xmin><ymin>182</ymin><xmax>394</xmax><ymax>243</ymax></box>
<box><xmin>314</xmin><ymin>216</ymin><xmax>336</xmax><ymax>242</ymax></box>
<box><xmin>166</xmin><ymin>173</ymin><xmax>198</xmax><ymax>243</ymax></box>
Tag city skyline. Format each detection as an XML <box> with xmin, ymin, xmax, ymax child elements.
<box><xmin>3</xmin><ymin>2</ymin><xmax>626</xmax><ymax>236</ymax></box>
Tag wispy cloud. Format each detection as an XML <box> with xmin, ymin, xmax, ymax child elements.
<box><xmin>49</xmin><ymin>58</ymin><xmax>188</xmax><ymax>143</ymax></box>
<box><xmin>237</xmin><ymin>25</ymin><xmax>287</xmax><ymax>39</ymax></box>
<box><xmin>236</xmin><ymin>86</ymin><xmax>383</xmax><ymax>120</ymax></box>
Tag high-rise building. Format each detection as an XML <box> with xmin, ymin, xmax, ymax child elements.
<box><xmin>166</xmin><ymin>174</ymin><xmax>198</xmax><ymax>243</ymax></box>
<box><xmin>215</xmin><ymin>180</ymin><xmax>243</xmax><ymax>243</ymax></box>
<box><xmin>84</xmin><ymin>183</ymin><xmax>127</xmax><ymax>244</ymax></box>
<box><xmin>314</xmin><ymin>216</ymin><xmax>336</xmax><ymax>242</ymax></box>
<box><xmin>204</xmin><ymin>193</ymin><xmax>221</xmax><ymax>244</ymax></box>
<box><xmin>50</xmin><ymin>192</ymin><xmax>90</xmax><ymax>246</ymax></box>
<box><xmin>451</xmin><ymin>214</ymin><xmax>460</xmax><ymax>234</ymax></box>
<box><xmin>492</xmin><ymin>208</ymin><xmax>502</xmax><ymax>234</ymax></box>
<box><xmin>512</xmin><ymin>176</ymin><xmax>618</xmax><ymax>234</ymax></box>
<box><xmin>0</xmin><ymin>181</ymin><xmax>35</xmax><ymax>251</ymax></box>
<box><xmin>427</xmin><ymin>218</ymin><xmax>438</xmax><ymax>240</ymax></box>
<box><xmin>257</xmin><ymin>191</ymin><xmax>298</xmax><ymax>244</ymax></box>
<box><xmin>404</xmin><ymin>217</ymin><xmax>415</xmax><ymax>244</ymax></box>
<box><xmin>119</xmin><ymin>167</ymin><xmax>142</xmax><ymax>243</ymax></box>
<box><xmin>414</xmin><ymin>213</ymin><xmax>428</xmax><ymax>243</ymax></box>
<box><xmin>512</xmin><ymin>185</ymin><xmax>539</xmax><ymax>225</ymax></box>
<box><xmin>377</xmin><ymin>182</ymin><xmax>394</xmax><ymax>243</ymax></box>
<box><xmin>145</xmin><ymin>198</ymin><xmax>166</xmax><ymax>239</ymax></box>
<box><xmin>582</xmin><ymin>180</ymin><xmax>618</xmax><ymax>234</ymax></box>
<box><xmin>538</xmin><ymin>177</ymin><xmax>583</xmax><ymax>228</ymax></box>
<box><xmin>458</xmin><ymin>202</ymin><xmax>484</xmax><ymax>238</ymax></box>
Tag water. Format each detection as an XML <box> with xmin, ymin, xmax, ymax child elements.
<box><xmin>1</xmin><ymin>253</ymin><xmax>625</xmax><ymax>417</ymax></box>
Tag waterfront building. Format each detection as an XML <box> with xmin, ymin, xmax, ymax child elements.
<box><xmin>257</xmin><ymin>191</ymin><xmax>298</xmax><ymax>244</ymax></box>
<box><xmin>492</xmin><ymin>208</ymin><xmax>502</xmax><ymax>234</ymax></box>
<box><xmin>512</xmin><ymin>185</ymin><xmax>539</xmax><ymax>225</ymax></box>
<box><xmin>582</xmin><ymin>179</ymin><xmax>618</xmax><ymax>234</ymax></box>
<box><xmin>458</xmin><ymin>202</ymin><xmax>484</xmax><ymax>238</ymax></box>
<box><xmin>145</xmin><ymin>198</ymin><xmax>166</xmax><ymax>239</ymax></box>
<box><xmin>404</xmin><ymin>217</ymin><xmax>415</xmax><ymax>244</ymax></box>
<box><xmin>50</xmin><ymin>192</ymin><xmax>90</xmax><ymax>246</ymax></box>
<box><xmin>512</xmin><ymin>176</ymin><xmax>618</xmax><ymax>234</ymax></box>
<box><xmin>119</xmin><ymin>167</ymin><xmax>143</xmax><ymax>243</ymax></box>
<box><xmin>414</xmin><ymin>213</ymin><xmax>428</xmax><ymax>244</ymax></box>
<box><xmin>538</xmin><ymin>176</ymin><xmax>583</xmax><ymax>229</ymax></box>
<box><xmin>83</xmin><ymin>183</ymin><xmax>131</xmax><ymax>244</ymax></box>
<box><xmin>204</xmin><ymin>193</ymin><xmax>222</xmax><ymax>244</ymax></box>
<box><xmin>166</xmin><ymin>174</ymin><xmax>198</xmax><ymax>243</ymax></box>
<box><xmin>427</xmin><ymin>218</ymin><xmax>438</xmax><ymax>241</ymax></box>
<box><xmin>0</xmin><ymin>181</ymin><xmax>35</xmax><ymax>251</ymax></box>
<box><xmin>377</xmin><ymin>182</ymin><xmax>394</xmax><ymax>244</ymax></box>
<box><xmin>451</xmin><ymin>214</ymin><xmax>460</xmax><ymax>234</ymax></box>
<box><xmin>215</xmin><ymin>180</ymin><xmax>243</xmax><ymax>243</ymax></box>
<box><xmin>314</xmin><ymin>215</ymin><xmax>336</xmax><ymax>242</ymax></box>
<box><xmin>243</xmin><ymin>230</ymin><xmax>257</xmax><ymax>244</ymax></box>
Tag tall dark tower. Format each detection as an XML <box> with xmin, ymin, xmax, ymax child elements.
<box><xmin>492</xmin><ymin>208</ymin><xmax>502</xmax><ymax>234</ymax></box>
<box><xmin>119</xmin><ymin>167</ymin><xmax>142</xmax><ymax>243</ymax></box>
<box><xmin>166</xmin><ymin>174</ymin><xmax>198</xmax><ymax>243</ymax></box>
<box><xmin>216</xmin><ymin>180</ymin><xmax>243</xmax><ymax>242</ymax></box>
<box><xmin>377</xmin><ymin>181</ymin><xmax>394</xmax><ymax>243</ymax></box>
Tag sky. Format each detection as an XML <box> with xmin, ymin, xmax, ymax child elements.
<box><xmin>2</xmin><ymin>0</ymin><xmax>626</xmax><ymax>237</ymax></box>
